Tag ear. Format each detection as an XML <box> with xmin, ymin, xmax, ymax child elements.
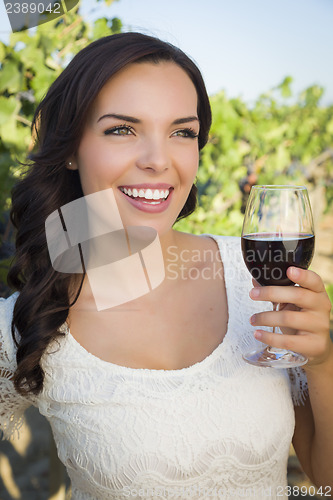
<box><xmin>66</xmin><ymin>159</ymin><xmax>78</xmax><ymax>170</ymax></box>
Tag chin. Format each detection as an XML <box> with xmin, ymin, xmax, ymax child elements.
<box><xmin>123</xmin><ymin>221</ymin><xmax>171</xmax><ymax>236</ymax></box>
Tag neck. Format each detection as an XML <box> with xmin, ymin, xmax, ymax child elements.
<box><xmin>68</xmin><ymin>228</ymin><xmax>185</xmax><ymax>309</ymax></box>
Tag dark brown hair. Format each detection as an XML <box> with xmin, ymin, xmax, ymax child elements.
<box><xmin>8</xmin><ymin>32</ymin><xmax>212</xmax><ymax>395</ymax></box>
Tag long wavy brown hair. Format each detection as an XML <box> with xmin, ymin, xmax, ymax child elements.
<box><xmin>8</xmin><ymin>32</ymin><xmax>212</xmax><ymax>396</ymax></box>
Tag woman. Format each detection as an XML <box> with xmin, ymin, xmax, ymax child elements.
<box><xmin>0</xmin><ymin>32</ymin><xmax>332</xmax><ymax>499</ymax></box>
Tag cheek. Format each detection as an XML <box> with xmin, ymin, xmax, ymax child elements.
<box><xmin>77</xmin><ymin>140</ymin><xmax>129</xmax><ymax>186</ymax></box>
<box><xmin>179</xmin><ymin>147</ymin><xmax>199</xmax><ymax>181</ymax></box>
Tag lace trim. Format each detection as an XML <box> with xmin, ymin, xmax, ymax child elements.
<box><xmin>0</xmin><ymin>371</ymin><xmax>29</xmax><ymax>440</ymax></box>
<box><xmin>64</xmin><ymin>439</ymin><xmax>289</xmax><ymax>496</ymax></box>
<box><xmin>0</xmin><ymin>293</ymin><xmax>31</xmax><ymax>440</ymax></box>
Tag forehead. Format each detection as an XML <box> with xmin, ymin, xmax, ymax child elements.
<box><xmin>89</xmin><ymin>61</ymin><xmax>198</xmax><ymax>121</ymax></box>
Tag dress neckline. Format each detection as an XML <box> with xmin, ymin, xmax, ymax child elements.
<box><xmin>64</xmin><ymin>234</ymin><xmax>233</xmax><ymax>376</ymax></box>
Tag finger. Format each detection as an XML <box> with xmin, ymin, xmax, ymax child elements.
<box><xmin>253</xmin><ymin>329</ymin><xmax>326</xmax><ymax>359</ymax></box>
<box><xmin>287</xmin><ymin>267</ymin><xmax>326</xmax><ymax>293</ymax></box>
<box><xmin>249</xmin><ymin>285</ymin><xmax>323</xmax><ymax>310</ymax></box>
<box><xmin>250</xmin><ymin>309</ymin><xmax>327</xmax><ymax>333</ymax></box>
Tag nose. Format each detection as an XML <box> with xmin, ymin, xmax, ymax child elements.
<box><xmin>136</xmin><ymin>136</ymin><xmax>170</xmax><ymax>173</ymax></box>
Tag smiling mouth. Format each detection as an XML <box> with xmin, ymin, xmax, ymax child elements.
<box><xmin>119</xmin><ymin>187</ymin><xmax>172</xmax><ymax>204</ymax></box>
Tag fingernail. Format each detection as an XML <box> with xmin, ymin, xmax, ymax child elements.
<box><xmin>250</xmin><ymin>288</ymin><xmax>260</xmax><ymax>298</ymax></box>
<box><xmin>290</xmin><ymin>267</ymin><xmax>300</xmax><ymax>278</ymax></box>
<box><xmin>254</xmin><ymin>330</ymin><xmax>262</xmax><ymax>340</ymax></box>
<box><xmin>250</xmin><ymin>314</ymin><xmax>256</xmax><ymax>325</ymax></box>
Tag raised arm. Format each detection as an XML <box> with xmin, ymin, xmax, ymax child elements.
<box><xmin>248</xmin><ymin>266</ymin><xmax>333</xmax><ymax>488</ymax></box>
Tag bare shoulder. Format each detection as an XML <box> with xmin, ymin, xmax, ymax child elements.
<box><xmin>172</xmin><ymin>231</ymin><xmax>222</xmax><ymax>262</ymax></box>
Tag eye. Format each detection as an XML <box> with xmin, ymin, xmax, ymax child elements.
<box><xmin>173</xmin><ymin>128</ymin><xmax>199</xmax><ymax>139</ymax></box>
<box><xmin>104</xmin><ymin>125</ymin><xmax>135</xmax><ymax>136</ymax></box>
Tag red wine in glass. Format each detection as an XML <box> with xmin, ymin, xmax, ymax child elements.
<box><xmin>241</xmin><ymin>233</ymin><xmax>315</xmax><ymax>287</ymax></box>
<box><xmin>241</xmin><ymin>186</ymin><xmax>315</xmax><ymax>368</ymax></box>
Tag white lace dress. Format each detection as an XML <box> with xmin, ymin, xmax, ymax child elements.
<box><xmin>0</xmin><ymin>235</ymin><xmax>308</xmax><ymax>499</ymax></box>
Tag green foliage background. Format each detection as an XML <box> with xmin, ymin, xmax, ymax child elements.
<box><xmin>175</xmin><ymin>78</ymin><xmax>333</xmax><ymax>236</ymax></box>
<box><xmin>0</xmin><ymin>2</ymin><xmax>332</xmax><ymax>292</ymax></box>
<box><xmin>0</xmin><ymin>3</ymin><xmax>122</xmax><ymax>210</ymax></box>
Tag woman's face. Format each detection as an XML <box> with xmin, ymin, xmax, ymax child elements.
<box><xmin>70</xmin><ymin>61</ymin><xmax>200</xmax><ymax>236</ymax></box>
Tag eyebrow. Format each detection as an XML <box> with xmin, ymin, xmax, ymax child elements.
<box><xmin>97</xmin><ymin>113</ymin><xmax>199</xmax><ymax>125</ymax></box>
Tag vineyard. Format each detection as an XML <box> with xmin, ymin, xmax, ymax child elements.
<box><xmin>1</xmin><ymin>9</ymin><xmax>332</xmax><ymax>280</ymax></box>
<box><xmin>176</xmin><ymin>79</ymin><xmax>333</xmax><ymax>236</ymax></box>
<box><xmin>1</xmin><ymin>27</ymin><xmax>333</xmax><ymax>296</ymax></box>
<box><xmin>1</xmin><ymin>14</ymin><xmax>333</xmax><ymax>273</ymax></box>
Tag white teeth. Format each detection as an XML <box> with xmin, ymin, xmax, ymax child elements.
<box><xmin>120</xmin><ymin>187</ymin><xmax>170</xmax><ymax>200</ymax></box>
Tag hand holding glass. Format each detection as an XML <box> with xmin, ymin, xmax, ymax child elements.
<box><xmin>241</xmin><ymin>185</ymin><xmax>315</xmax><ymax>368</ymax></box>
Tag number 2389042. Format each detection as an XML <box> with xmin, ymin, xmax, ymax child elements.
<box><xmin>277</xmin><ymin>486</ymin><xmax>332</xmax><ymax>497</ymax></box>
<box><xmin>5</xmin><ymin>2</ymin><xmax>61</xmax><ymax>14</ymax></box>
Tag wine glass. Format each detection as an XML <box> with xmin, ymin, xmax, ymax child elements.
<box><xmin>241</xmin><ymin>185</ymin><xmax>315</xmax><ymax>368</ymax></box>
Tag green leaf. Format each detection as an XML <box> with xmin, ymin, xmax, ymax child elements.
<box><xmin>30</xmin><ymin>66</ymin><xmax>58</xmax><ymax>102</ymax></box>
<box><xmin>111</xmin><ymin>17</ymin><xmax>122</xmax><ymax>33</ymax></box>
<box><xmin>276</xmin><ymin>76</ymin><xmax>293</xmax><ymax>98</ymax></box>
<box><xmin>0</xmin><ymin>118</ymin><xmax>18</xmax><ymax>147</ymax></box>
<box><xmin>0</xmin><ymin>61</ymin><xmax>23</xmax><ymax>93</ymax></box>
<box><xmin>18</xmin><ymin>46</ymin><xmax>44</xmax><ymax>68</ymax></box>
<box><xmin>93</xmin><ymin>18</ymin><xmax>109</xmax><ymax>39</ymax></box>
<box><xmin>326</xmin><ymin>119</ymin><xmax>333</xmax><ymax>136</ymax></box>
<box><xmin>0</xmin><ymin>97</ymin><xmax>18</xmax><ymax>125</ymax></box>
<box><xmin>0</xmin><ymin>43</ymin><xmax>6</xmax><ymax>63</ymax></box>
<box><xmin>300</xmin><ymin>85</ymin><xmax>324</xmax><ymax>107</ymax></box>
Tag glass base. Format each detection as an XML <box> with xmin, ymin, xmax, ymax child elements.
<box><xmin>243</xmin><ymin>347</ymin><xmax>308</xmax><ymax>368</ymax></box>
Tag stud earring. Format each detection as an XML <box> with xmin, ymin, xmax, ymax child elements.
<box><xmin>68</xmin><ymin>161</ymin><xmax>72</xmax><ymax>166</ymax></box>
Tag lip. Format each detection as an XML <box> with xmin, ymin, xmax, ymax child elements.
<box><xmin>118</xmin><ymin>186</ymin><xmax>174</xmax><ymax>214</ymax></box>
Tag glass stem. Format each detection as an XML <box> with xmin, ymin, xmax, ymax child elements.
<box><xmin>272</xmin><ymin>302</ymin><xmax>278</xmax><ymax>333</ymax></box>
<box><xmin>267</xmin><ymin>302</ymin><xmax>281</xmax><ymax>354</ymax></box>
